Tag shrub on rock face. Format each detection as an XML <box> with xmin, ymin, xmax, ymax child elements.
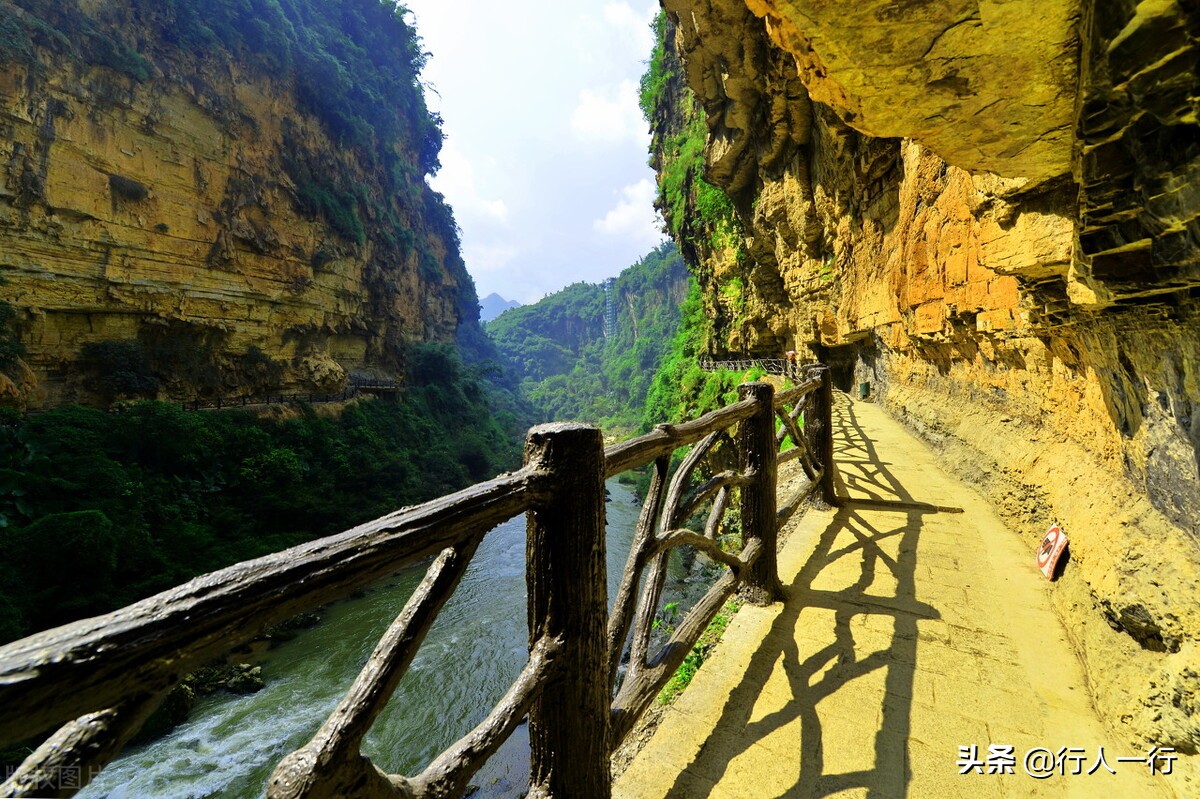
<box><xmin>0</xmin><ymin>299</ymin><xmax>23</xmax><ymax>372</ymax></box>
<box><xmin>235</xmin><ymin>345</ymin><xmax>284</xmax><ymax>393</ymax></box>
<box><xmin>78</xmin><ymin>340</ymin><xmax>160</xmax><ymax>403</ymax></box>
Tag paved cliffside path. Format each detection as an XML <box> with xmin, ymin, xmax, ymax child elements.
<box><xmin>615</xmin><ymin>395</ymin><xmax>1174</xmax><ymax>799</ymax></box>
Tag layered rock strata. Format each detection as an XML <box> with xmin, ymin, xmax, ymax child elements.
<box><xmin>654</xmin><ymin>0</ymin><xmax>1200</xmax><ymax>779</ymax></box>
<box><xmin>0</xmin><ymin>1</ymin><xmax>473</xmax><ymax>406</ymax></box>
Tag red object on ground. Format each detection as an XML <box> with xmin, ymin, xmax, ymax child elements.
<box><xmin>1037</xmin><ymin>524</ymin><xmax>1068</xmax><ymax>580</ymax></box>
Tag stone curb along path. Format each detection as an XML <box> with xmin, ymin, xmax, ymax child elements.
<box><xmin>615</xmin><ymin>395</ymin><xmax>1183</xmax><ymax>799</ymax></box>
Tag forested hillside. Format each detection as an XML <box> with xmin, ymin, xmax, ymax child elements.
<box><xmin>0</xmin><ymin>343</ymin><xmax>521</xmax><ymax>645</ymax></box>
<box><xmin>0</xmin><ymin>0</ymin><xmax>534</xmax><ymax>647</ymax></box>
<box><xmin>487</xmin><ymin>243</ymin><xmax>688</xmax><ymax>434</ymax></box>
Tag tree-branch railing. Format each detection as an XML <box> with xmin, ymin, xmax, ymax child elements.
<box><xmin>0</xmin><ymin>366</ymin><xmax>835</xmax><ymax>799</ymax></box>
<box><xmin>698</xmin><ymin>356</ymin><xmax>806</xmax><ymax>380</ymax></box>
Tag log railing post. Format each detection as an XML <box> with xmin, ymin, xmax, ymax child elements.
<box><xmin>810</xmin><ymin>366</ymin><xmax>838</xmax><ymax>506</ymax></box>
<box><xmin>523</xmin><ymin>423</ymin><xmax>610</xmax><ymax>799</ymax></box>
<box><xmin>737</xmin><ymin>382</ymin><xmax>782</xmax><ymax>605</ymax></box>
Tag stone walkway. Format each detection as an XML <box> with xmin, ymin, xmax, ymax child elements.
<box><xmin>614</xmin><ymin>396</ymin><xmax>1175</xmax><ymax>799</ymax></box>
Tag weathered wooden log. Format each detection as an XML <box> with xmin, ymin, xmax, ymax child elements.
<box><xmin>628</xmin><ymin>547</ymin><xmax>669</xmax><ymax>682</ymax></box>
<box><xmin>0</xmin><ymin>467</ymin><xmax>543</xmax><ymax>747</ymax></box>
<box><xmin>778</xmin><ymin>446</ymin><xmax>805</xmax><ymax>464</ymax></box>
<box><xmin>738</xmin><ymin>383</ymin><xmax>782</xmax><ymax>605</ymax></box>
<box><xmin>660</xmin><ymin>431</ymin><xmax>722</xmax><ymax>529</ymax></box>
<box><xmin>626</xmin><ymin>433</ymin><xmax>732</xmax><ymax>677</ymax></box>
<box><xmin>267</xmin><ymin>541</ymin><xmax>480</xmax><ymax>799</ymax></box>
<box><xmin>773</xmin><ymin>376</ymin><xmax>822</xmax><ymax>408</ymax></box>
<box><xmin>703</xmin><ymin>485</ymin><xmax>729</xmax><ymax>540</ymax></box>
<box><xmin>0</xmin><ymin>693</ymin><xmax>162</xmax><ymax>798</ymax></box>
<box><xmin>671</xmin><ymin>470</ymin><xmax>753</xmax><ymax>529</ymax></box>
<box><xmin>412</xmin><ymin>634</ymin><xmax>564</xmax><ymax>798</ymax></box>
<box><xmin>609</xmin><ymin>540</ymin><xmax>762</xmax><ymax>746</ymax></box>
<box><xmin>603</xmin><ymin>400</ymin><xmax>756</xmax><ymax>476</ymax></box>
<box><xmin>776</xmin><ymin>407</ymin><xmax>817</xmax><ymax>481</ymax></box>
<box><xmin>810</xmin><ymin>367</ymin><xmax>839</xmax><ymax>506</ymax></box>
<box><xmin>607</xmin><ymin>456</ymin><xmax>669</xmax><ymax>687</ymax></box>
<box><xmin>524</xmin><ymin>424</ymin><xmax>610</xmax><ymax>799</ymax></box>
<box><xmin>264</xmin><ymin>750</ymin><xmax>413</xmax><ymax>799</ymax></box>
<box><xmin>648</xmin><ymin>529</ymin><xmax>749</xmax><ymax>574</ymax></box>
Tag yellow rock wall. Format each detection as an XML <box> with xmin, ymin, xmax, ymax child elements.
<box><xmin>656</xmin><ymin>0</ymin><xmax>1200</xmax><ymax>766</ymax></box>
<box><xmin>0</xmin><ymin>29</ymin><xmax>464</xmax><ymax>406</ymax></box>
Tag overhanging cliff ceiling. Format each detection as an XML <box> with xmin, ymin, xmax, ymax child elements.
<box><xmin>743</xmin><ymin>0</ymin><xmax>1081</xmax><ymax>185</ymax></box>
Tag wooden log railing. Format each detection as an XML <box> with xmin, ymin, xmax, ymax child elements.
<box><xmin>0</xmin><ymin>366</ymin><xmax>836</xmax><ymax>799</ymax></box>
<box><xmin>178</xmin><ymin>388</ymin><xmax>360</xmax><ymax>412</ymax></box>
<box><xmin>698</xmin><ymin>356</ymin><xmax>806</xmax><ymax>380</ymax></box>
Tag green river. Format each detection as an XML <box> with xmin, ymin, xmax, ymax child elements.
<box><xmin>80</xmin><ymin>479</ymin><xmax>647</xmax><ymax>799</ymax></box>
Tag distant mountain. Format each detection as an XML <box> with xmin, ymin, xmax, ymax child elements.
<box><xmin>486</xmin><ymin>242</ymin><xmax>689</xmax><ymax>433</ymax></box>
<box><xmin>479</xmin><ymin>293</ymin><xmax>522</xmax><ymax>322</ymax></box>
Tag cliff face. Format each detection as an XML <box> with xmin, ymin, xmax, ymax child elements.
<box><xmin>0</xmin><ymin>0</ymin><xmax>476</xmax><ymax>406</ymax></box>
<box><xmin>652</xmin><ymin>0</ymin><xmax>1200</xmax><ymax>769</ymax></box>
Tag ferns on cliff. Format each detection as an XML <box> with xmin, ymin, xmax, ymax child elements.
<box><xmin>639</xmin><ymin>7</ymin><xmax>759</xmax><ymax>373</ymax></box>
<box><xmin>640</xmin><ymin>13</ymin><xmax>742</xmax><ymax>253</ymax></box>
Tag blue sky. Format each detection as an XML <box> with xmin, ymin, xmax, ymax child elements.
<box><xmin>402</xmin><ymin>1</ymin><xmax>666</xmax><ymax>304</ymax></box>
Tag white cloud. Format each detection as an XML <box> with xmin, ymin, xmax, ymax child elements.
<box><xmin>594</xmin><ymin>178</ymin><xmax>665</xmax><ymax>250</ymax></box>
<box><xmin>602</xmin><ymin>2</ymin><xmax>656</xmax><ymax>56</ymax></box>
<box><xmin>427</xmin><ymin>139</ymin><xmax>509</xmax><ymax>222</ymax></box>
<box><xmin>570</xmin><ymin>79</ymin><xmax>649</xmax><ymax>145</ymax></box>
<box><xmin>463</xmin><ymin>241</ymin><xmax>519</xmax><ymax>274</ymax></box>
<box><xmin>404</xmin><ymin>1</ymin><xmax>666</xmax><ymax>302</ymax></box>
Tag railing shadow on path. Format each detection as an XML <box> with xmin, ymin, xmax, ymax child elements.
<box><xmin>658</xmin><ymin>394</ymin><xmax>946</xmax><ymax>799</ymax></box>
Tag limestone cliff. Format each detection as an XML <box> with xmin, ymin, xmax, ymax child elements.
<box><xmin>650</xmin><ymin>0</ymin><xmax>1200</xmax><ymax>776</ymax></box>
<box><xmin>0</xmin><ymin>0</ymin><xmax>477</xmax><ymax>406</ymax></box>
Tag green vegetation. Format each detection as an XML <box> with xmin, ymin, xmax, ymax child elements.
<box><xmin>640</xmin><ymin>283</ymin><xmax>746</xmax><ymax>429</ymax></box>
<box><xmin>78</xmin><ymin>340</ymin><xmax>161</xmax><ymax>403</ymax></box>
<box><xmin>639</xmin><ymin>12</ymin><xmax>743</xmax><ymax>248</ymax></box>
<box><xmin>73</xmin><ymin>322</ymin><xmax>294</xmax><ymax>403</ymax></box>
<box><xmin>656</xmin><ymin>113</ymin><xmax>744</xmax><ymax>249</ymax></box>
<box><xmin>721</xmin><ymin>276</ymin><xmax>745</xmax><ymax>309</ymax></box>
<box><xmin>638</xmin><ymin>11</ymin><xmax>674</xmax><ymax>122</ymax></box>
<box><xmin>114</xmin><ymin>0</ymin><xmax>443</xmax><ymax>175</ymax></box>
<box><xmin>487</xmin><ymin>243</ymin><xmax>689</xmax><ymax>435</ymax></box>
<box><xmin>0</xmin><ymin>343</ymin><xmax>520</xmax><ymax>645</ymax></box>
<box><xmin>656</xmin><ymin>599</ymin><xmax>742</xmax><ymax>704</ymax></box>
<box><xmin>289</xmin><ymin>162</ymin><xmax>366</xmax><ymax>245</ymax></box>
<box><xmin>639</xmin><ymin>8</ymin><xmax>754</xmax><ymax>360</ymax></box>
<box><xmin>1</xmin><ymin>2</ymin><xmax>149</xmax><ymax>80</ymax></box>
<box><xmin>2</xmin><ymin>0</ymin><xmax>478</xmax><ymax>323</ymax></box>
<box><xmin>487</xmin><ymin>282</ymin><xmax>605</xmax><ymax>384</ymax></box>
<box><xmin>657</xmin><ymin>116</ymin><xmax>704</xmax><ymax>238</ymax></box>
